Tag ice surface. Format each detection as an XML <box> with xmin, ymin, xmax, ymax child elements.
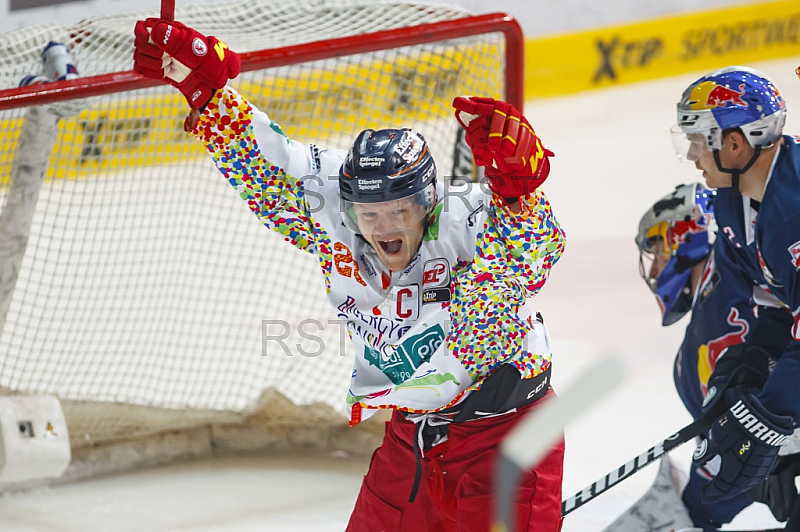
<box><xmin>1</xmin><ymin>57</ymin><xmax>798</xmax><ymax>531</ymax></box>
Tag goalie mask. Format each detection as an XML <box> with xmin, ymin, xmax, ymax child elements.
<box><xmin>636</xmin><ymin>183</ymin><xmax>716</xmax><ymax>326</ymax></box>
<box><xmin>338</xmin><ymin>128</ymin><xmax>438</xmax><ymax>270</ymax></box>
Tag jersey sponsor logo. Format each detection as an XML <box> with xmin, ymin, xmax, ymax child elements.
<box><xmin>395</xmin><ymin>371</ymin><xmax>460</xmax><ymax>391</ymax></box>
<box><xmin>401</xmin><ymin>253</ymin><xmax>421</xmax><ymax>275</ymax></box>
<box><xmin>789</xmin><ymin>240</ymin><xmax>800</xmax><ymax>270</ymax></box>
<box><xmin>422</xmin><ymin>259</ymin><xmax>450</xmax><ymax>288</ymax></box>
<box><xmin>358</xmin><ymin>252</ymin><xmax>376</xmax><ymax>277</ymax></box>
<box><xmin>697</xmin><ymin>307</ymin><xmax>749</xmax><ymax>394</ymax></box>
<box><xmin>363</xmin><ymin>324</ymin><xmax>444</xmax><ymax>384</ymax></box>
<box><xmin>337</xmin><ymin>296</ymin><xmax>411</xmax><ymax>353</ymax></box>
<box><xmin>422</xmin><ymin>259</ymin><xmax>451</xmax><ymax>305</ymax></box>
<box><xmin>192</xmin><ymin>37</ymin><xmax>207</xmax><ymax>57</ymax></box>
<box><xmin>422</xmin><ymin>288</ymin><xmax>450</xmax><ymax>304</ymax></box>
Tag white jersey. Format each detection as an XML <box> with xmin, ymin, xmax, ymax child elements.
<box><xmin>189</xmin><ymin>87</ymin><xmax>566</xmax><ymax>423</ymax></box>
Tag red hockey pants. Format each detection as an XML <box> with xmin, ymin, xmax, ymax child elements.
<box><xmin>345</xmin><ymin>392</ymin><xmax>564</xmax><ymax>532</ymax></box>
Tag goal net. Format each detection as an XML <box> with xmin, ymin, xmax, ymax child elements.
<box><xmin>0</xmin><ymin>0</ymin><xmax>522</xmax><ymax>485</ymax></box>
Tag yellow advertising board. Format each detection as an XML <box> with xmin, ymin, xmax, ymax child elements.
<box><xmin>526</xmin><ymin>0</ymin><xmax>800</xmax><ymax>98</ymax></box>
<box><xmin>0</xmin><ymin>45</ymin><xmax>495</xmax><ymax>184</ymax></box>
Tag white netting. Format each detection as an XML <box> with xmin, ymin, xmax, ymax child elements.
<box><xmin>0</xmin><ymin>0</ymin><xmax>510</xmax><ymax>448</ymax></box>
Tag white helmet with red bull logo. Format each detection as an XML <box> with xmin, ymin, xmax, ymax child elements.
<box><xmin>672</xmin><ymin>66</ymin><xmax>786</xmax><ymax>162</ymax></box>
<box><xmin>636</xmin><ymin>183</ymin><xmax>716</xmax><ymax>326</ymax></box>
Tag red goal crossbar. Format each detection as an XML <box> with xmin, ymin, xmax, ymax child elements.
<box><xmin>0</xmin><ymin>13</ymin><xmax>524</xmax><ymax>112</ymax></box>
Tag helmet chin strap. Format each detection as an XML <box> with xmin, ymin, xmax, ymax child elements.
<box><xmin>712</xmin><ymin>145</ymin><xmax>761</xmax><ymax>195</ymax></box>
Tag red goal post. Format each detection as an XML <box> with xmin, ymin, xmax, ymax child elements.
<box><xmin>0</xmin><ymin>13</ymin><xmax>523</xmax><ymax>111</ymax></box>
<box><xmin>0</xmin><ymin>1</ymin><xmax>524</xmax><ymax>488</ymax></box>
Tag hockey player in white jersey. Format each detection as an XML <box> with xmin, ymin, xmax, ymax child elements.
<box><xmin>133</xmin><ymin>18</ymin><xmax>566</xmax><ymax>532</ymax></box>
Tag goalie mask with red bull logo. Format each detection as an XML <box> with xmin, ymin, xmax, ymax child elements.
<box><xmin>636</xmin><ymin>183</ymin><xmax>716</xmax><ymax>326</ymax></box>
<box><xmin>672</xmin><ymin>66</ymin><xmax>786</xmax><ymax>163</ymax></box>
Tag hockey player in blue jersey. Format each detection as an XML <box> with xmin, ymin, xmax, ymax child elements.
<box><xmin>671</xmin><ymin>66</ymin><xmax>800</xmax><ymax>525</ymax></box>
<box><xmin>636</xmin><ymin>183</ymin><xmax>760</xmax><ymax>529</ymax></box>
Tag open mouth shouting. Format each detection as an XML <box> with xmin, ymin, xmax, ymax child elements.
<box><xmin>346</xmin><ymin>194</ymin><xmax>430</xmax><ymax>270</ymax></box>
<box><xmin>379</xmin><ymin>238</ymin><xmax>403</xmax><ymax>255</ymax></box>
<box><xmin>371</xmin><ymin>232</ymin><xmax>418</xmax><ymax>271</ymax></box>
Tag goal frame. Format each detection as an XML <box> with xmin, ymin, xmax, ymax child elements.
<box><xmin>0</xmin><ymin>12</ymin><xmax>524</xmax><ymax>111</ymax></box>
<box><xmin>0</xmin><ymin>9</ymin><xmax>525</xmax><ymax>490</ymax></box>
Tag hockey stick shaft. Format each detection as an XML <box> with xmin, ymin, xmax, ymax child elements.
<box><xmin>161</xmin><ymin>0</ymin><xmax>175</xmax><ymax>21</ymax></box>
<box><xmin>562</xmin><ymin>404</ymin><xmax>725</xmax><ymax>517</ymax></box>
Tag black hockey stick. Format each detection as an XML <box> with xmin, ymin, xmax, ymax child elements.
<box><xmin>562</xmin><ymin>402</ymin><xmax>726</xmax><ymax>517</ymax></box>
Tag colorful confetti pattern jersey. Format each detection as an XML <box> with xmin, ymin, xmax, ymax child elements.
<box><xmin>190</xmin><ymin>87</ymin><xmax>566</xmax><ymax>424</ymax></box>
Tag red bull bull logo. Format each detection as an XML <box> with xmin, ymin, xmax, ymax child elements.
<box><xmin>689</xmin><ymin>81</ymin><xmax>747</xmax><ymax>110</ymax></box>
<box><xmin>697</xmin><ymin>307</ymin><xmax>749</xmax><ymax>394</ymax></box>
<box><xmin>669</xmin><ymin>216</ymin><xmax>708</xmax><ymax>248</ymax></box>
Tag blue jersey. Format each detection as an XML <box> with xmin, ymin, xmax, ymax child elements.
<box><xmin>674</xmin><ymin>239</ymin><xmax>757</xmax><ymax>421</ymax></box>
<box><xmin>712</xmin><ymin>135</ymin><xmax>800</xmax><ymax>422</ymax></box>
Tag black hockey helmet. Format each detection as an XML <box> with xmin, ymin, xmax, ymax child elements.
<box><xmin>339</xmin><ymin>128</ymin><xmax>437</xmax><ymax>233</ymax></box>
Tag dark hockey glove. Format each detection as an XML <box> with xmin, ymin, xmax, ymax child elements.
<box><xmin>692</xmin><ymin>388</ymin><xmax>793</xmax><ymax>503</ymax></box>
<box><xmin>133</xmin><ymin>18</ymin><xmax>240</xmax><ymax>109</ymax></box>
<box><xmin>702</xmin><ymin>343</ymin><xmax>774</xmax><ymax>414</ymax></box>
<box><xmin>747</xmin><ymin>453</ymin><xmax>800</xmax><ymax>522</ymax></box>
<box><xmin>452</xmin><ymin>96</ymin><xmax>553</xmax><ymax>199</ymax></box>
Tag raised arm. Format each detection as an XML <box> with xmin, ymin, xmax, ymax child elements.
<box><xmin>445</xmin><ymin>98</ymin><xmax>565</xmax><ymax>378</ymax></box>
<box><xmin>132</xmin><ymin>18</ymin><xmax>327</xmax><ymax>254</ymax></box>
<box><xmin>452</xmin><ymin>96</ymin><xmax>565</xmax><ymax>295</ymax></box>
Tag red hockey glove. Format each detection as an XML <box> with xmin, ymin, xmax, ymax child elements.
<box><xmin>133</xmin><ymin>18</ymin><xmax>240</xmax><ymax>109</ymax></box>
<box><xmin>453</xmin><ymin>96</ymin><xmax>553</xmax><ymax>199</ymax></box>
